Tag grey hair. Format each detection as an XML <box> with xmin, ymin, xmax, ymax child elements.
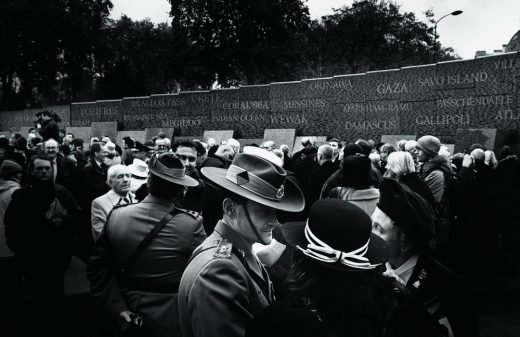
<box><xmin>106</xmin><ymin>164</ymin><xmax>131</xmax><ymax>185</ymax></box>
<box><xmin>318</xmin><ymin>145</ymin><xmax>333</xmax><ymax>160</ymax></box>
<box><xmin>386</xmin><ymin>151</ymin><xmax>415</xmax><ymax>177</ymax></box>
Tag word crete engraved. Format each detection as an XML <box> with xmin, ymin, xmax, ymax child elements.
<box><xmin>61</xmin><ymin>52</ymin><xmax>520</xmax><ymax>143</ymax></box>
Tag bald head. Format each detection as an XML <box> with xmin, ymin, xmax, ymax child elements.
<box><xmin>44</xmin><ymin>138</ymin><xmax>59</xmax><ymax>160</ymax></box>
<box><xmin>318</xmin><ymin>144</ymin><xmax>333</xmax><ymax>162</ymax></box>
<box><xmin>470</xmin><ymin>148</ymin><xmax>485</xmax><ymax>165</ymax></box>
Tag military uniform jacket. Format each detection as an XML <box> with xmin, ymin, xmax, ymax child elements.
<box><xmin>406</xmin><ymin>256</ymin><xmax>479</xmax><ymax>337</ymax></box>
<box><xmin>87</xmin><ymin>195</ymin><xmax>206</xmax><ymax>337</ymax></box>
<box><xmin>178</xmin><ymin>221</ymin><xmax>275</xmax><ymax>337</ymax></box>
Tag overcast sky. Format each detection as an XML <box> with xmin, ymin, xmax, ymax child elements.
<box><xmin>111</xmin><ymin>0</ymin><xmax>520</xmax><ymax>60</ymax></box>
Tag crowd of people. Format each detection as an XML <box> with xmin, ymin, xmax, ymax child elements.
<box><xmin>0</xmin><ymin>110</ymin><xmax>519</xmax><ymax>337</ymax></box>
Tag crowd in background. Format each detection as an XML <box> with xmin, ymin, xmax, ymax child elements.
<box><xmin>0</xmin><ymin>110</ymin><xmax>519</xmax><ymax>337</ymax></box>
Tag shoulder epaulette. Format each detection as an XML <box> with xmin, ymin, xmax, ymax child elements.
<box><xmin>112</xmin><ymin>202</ymin><xmax>134</xmax><ymax>211</ymax></box>
<box><xmin>174</xmin><ymin>207</ymin><xmax>200</xmax><ymax>219</ymax></box>
<box><xmin>213</xmin><ymin>239</ymin><xmax>233</xmax><ymax>260</ymax></box>
<box><xmin>106</xmin><ymin>202</ymin><xmax>133</xmax><ymax>224</ymax></box>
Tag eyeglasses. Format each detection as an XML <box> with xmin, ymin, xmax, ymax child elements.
<box><xmin>105</xmin><ymin>152</ymin><xmax>120</xmax><ymax>159</ymax></box>
<box><xmin>177</xmin><ymin>154</ymin><xmax>196</xmax><ymax>162</ymax></box>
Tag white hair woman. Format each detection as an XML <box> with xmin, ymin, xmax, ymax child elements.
<box><xmin>385</xmin><ymin>151</ymin><xmax>435</xmax><ymax>207</ymax></box>
<box><xmin>484</xmin><ymin>150</ymin><xmax>498</xmax><ymax>169</ymax></box>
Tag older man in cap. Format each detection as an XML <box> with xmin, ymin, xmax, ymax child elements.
<box><xmin>372</xmin><ymin>178</ymin><xmax>479</xmax><ymax>337</ymax></box>
<box><xmin>91</xmin><ymin>164</ymin><xmax>135</xmax><ymax>241</ymax></box>
<box><xmin>178</xmin><ymin>146</ymin><xmax>305</xmax><ymax>337</ymax></box>
<box><xmin>133</xmin><ymin>141</ymin><xmax>151</xmax><ymax>163</ymax></box>
<box><xmin>88</xmin><ymin>153</ymin><xmax>206</xmax><ymax>337</ymax></box>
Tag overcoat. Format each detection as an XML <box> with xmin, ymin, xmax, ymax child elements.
<box><xmin>406</xmin><ymin>255</ymin><xmax>479</xmax><ymax>337</ymax></box>
<box><xmin>178</xmin><ymin>221</ymin><xmax>275</xmax><ymax>337</ymax></box>
<box><xmin>88</xmin><ymin>195</ymin><xmax>206</xmax><ymax>337</ymax></box>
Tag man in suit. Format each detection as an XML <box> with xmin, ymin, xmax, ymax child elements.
<box><xmin>307</xmin><ymin>145</ymin><xmax>337</xmax><ymax>208</ymax></box>
<box><xmin>88</xmin><ymin>154</ymin><xmax>206</xmax><ymax>337</ymax></box>
<box><xmin>178</xmin><ymin>146</ymin><xmax>305</xmax><ymax>337</ymax></box>
<box><xmin>91</xmin><ymin>165</ymin><xmax>135</xmax><ymax>241</ymax></box>
<box><xmin>45</xmin><ymin>138</ymin><xmax>75</xmax><ymax>190</ymax></box>
<box><xmin>371</xmin><ymin>178</ymin><xmax>479</xmax><ymax>337</ymax></box>
<box><xmin>75</xmin><ymin>142</ymin><xmax>110</xmax><ymax>261</ymax></box>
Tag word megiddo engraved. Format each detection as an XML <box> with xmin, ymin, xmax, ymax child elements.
<box><xmin>436</xmin><ymin>95</ymin><xmax>514</xmax><ymax>108</ymax></box>
<box><xmin>415</xmin><ymin>114</ymin><xmax>470</xmax><ymax>125</ymax></box>
<box><xmin>376</xmin><ymin>82</ymin><xmax>408</xmax><ymax>94</ymax></box>
<box><xmin>345</xmin><ymin>120</ymin><xmax>397</xmax><ymax>130</ymax></box>
<box><xmin>418</xmin><ymin>71</ymin><xmax>488</xmax><ymax>87</ymax></box>
<box><xmin>161</xmin><ymin>118</ymin><xmax>202</xmax><ymax>127</ymax></box>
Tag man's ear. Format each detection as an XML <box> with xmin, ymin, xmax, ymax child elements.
<box><xmin>222</xmin><ymin>198</ymin><xmax>237</xmax><ymax>217</ymax></box>
<box><xmin>399</xmin><ymin>231</ymin><xmax>412</xmax><ymax>254</ymax></box>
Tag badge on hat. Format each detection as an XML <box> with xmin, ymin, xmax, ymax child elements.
<box><xmin>275</xmin><ymin>185</ymin><xmax>284</xmax><ymax>200</ymax></box>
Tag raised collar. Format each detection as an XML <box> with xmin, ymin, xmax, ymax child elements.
<box><xmin>213</xmin><ymin>221</ymin><xmax>257</xmax><ymax>266</ymax></box>
<box><xmin>141</xmin><ymin>194</ymin><xmax>175</xmax><ymax>209</ymax></box>
<box><xmin>395</xmin><ymin>254</ymin><xmax>419</xmax><ymax>284</ymax></box>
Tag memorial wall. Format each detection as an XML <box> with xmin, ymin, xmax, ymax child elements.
<box><xmin>3</xmin><ymin>52</ymin><xmax>519</xmax><ymax>144</ymax></box>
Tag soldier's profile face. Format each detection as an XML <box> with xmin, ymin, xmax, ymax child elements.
<box><xmin>236</xmin><ymin>200</ymin><xmax>277</xmax><ymax>245</ymax></box>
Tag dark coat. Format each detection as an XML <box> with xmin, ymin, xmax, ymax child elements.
<box><xmin>38</xmin><ymin>119</ymin><xmax>60</xmax><ymax>142</ymax></box>
<box><xmin>54</xmin><ymin>154</ymin><xmax>76</xmax><ymax>190</ymax></box>
<box><xmin>76</xmin><ymin>159</ymin><xmax>109</xmax><ymax>211</ymax></box>
<box><xmin>198</xmin><ymin>154</ymin><xmax>231</xmax><ymax>169</ymax></box>
<box><xmin>74</xmin><ymin>159</ymin><xmax>109</xmax><ymax>261</ymax></box>
<box><xmin>451</xmin><ymin>164</ymin><xmax>495</xmax><ymax>274</ymax></box>
<box><xmin>307</xmin><ymin>161</ymin><xmax>339</xmax><ymax>208</ymax></box>
<box><xmin>247</xmin><ymin>280</ymin><xmax>445</xmax><ymax>337</ymax></box>
<box><xmin>293</xmin><ymin>158</ymin><xmax>316</xmax><ymax>194</ymax></box>
<box><xmin>400</xmin><ymin>172</ymin><xmax>435</xmax><ymax>207</ymax></box>
<box><xmin>5</xmin><ymin>182</ymin><xmax>81</xmax><ymax>272</ymax></box>
<box><xmin>406</xmin><ymin>256</ymin><xmax>479</xmax><ymax>337</ymax></box>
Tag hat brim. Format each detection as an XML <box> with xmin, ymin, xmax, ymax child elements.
<box><xmin>280</xmin><ymin>222</ymin><xmax>389</xmax><ymax>272</ymax></box>
<box><xmin>149</xmin><ymin>167</ymin><xmax>199</xmax><ymax>187</ymax></box>
<box><xmin>201</xmin><ymin>167</ymin><xmax>305</xmax><ymax>212</ymax></box>
<box><xmin>129</xmin><ymin>167</ymin><xmax>148</xmax><ymax>178</ymax></box>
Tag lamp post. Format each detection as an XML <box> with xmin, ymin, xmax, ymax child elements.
<box><xmin>434</xmin><ymin>10</ymin><xmax>463</xmax><ymax>63</ymax></box>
